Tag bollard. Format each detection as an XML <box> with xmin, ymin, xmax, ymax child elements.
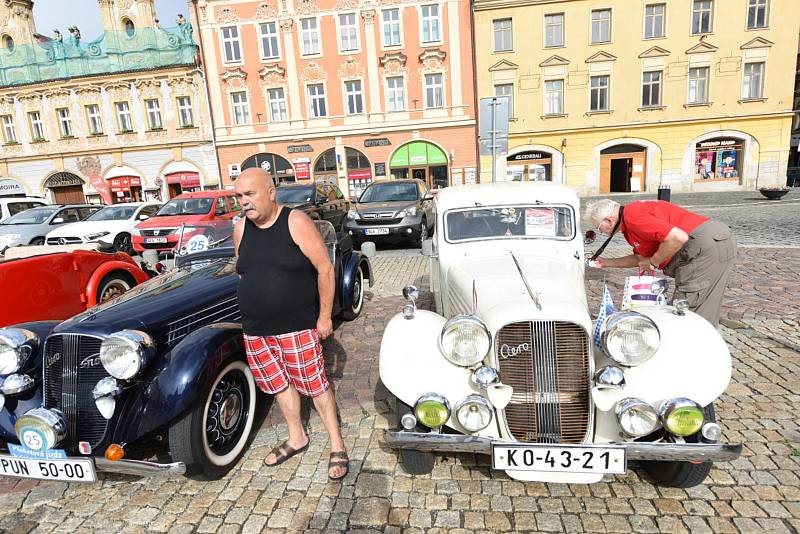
<box><xmin>657</xmin><ymin>185</ymin><xmax>671</xmax><ymax>202</ymax></box>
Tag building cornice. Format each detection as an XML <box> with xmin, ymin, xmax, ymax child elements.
<box><xmin>474</xmin><ymin>0</ymin><xmax>580</xmax><ymax>11</ymax></box>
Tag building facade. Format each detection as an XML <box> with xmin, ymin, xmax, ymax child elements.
<box><xmin>195</xmin><ymin>0</ymin><xmax>478</xmax><ymax>197</ymax></box>
<box><xmin>0</xmin><ymin>0</ymin><xmax>220</xmax><ymax>205</ymax></box>
<box><xmin>474</xmin><ymin>0</ymin><xmax>799</xmax><ymax>194</ymax></box>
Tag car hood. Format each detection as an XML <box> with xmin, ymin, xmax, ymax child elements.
<box><xmin>46</xmin><ymin>220</ymin><xmax>129</xmax><ymax>238</ymax></box>
<box><xmin>445</xmin><ymin>252</ymin><xmax>591</xmax><ymax>333</ymax></box>
<box><xmin>136</xmin><ymin>214</ymin><xmax>210</xmax><ymax>229</ymax></box>
<box><xmin>354</xmin><ymin>201</ymin><xmax>416</xmax><ymax>214</ymax></box>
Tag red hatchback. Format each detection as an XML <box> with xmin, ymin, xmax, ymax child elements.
<box><xmin>132</xmin><ymin>191</ymin><xmax>241</xmax><ymax>254</ymax></box>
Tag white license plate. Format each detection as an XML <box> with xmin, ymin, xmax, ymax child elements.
<box><xmin>144</xmin><ymin>237</ymin><xmax>168</xmax><ymax>244</ymax></box>
<box><xmin>364</xmin><ymin>228</ymin><xmax>390</xmax><ymax>235</ymax></box>
<box><xmin>492</xmin><ymin>443</ymin><xmax>626</xmax><ymax>474</ymax></box>
<box><xmin>0</xmin><ymin>454</ymin><xmax>96</xmax><ymax>482</ymax></box>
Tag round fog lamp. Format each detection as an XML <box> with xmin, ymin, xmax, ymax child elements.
<box><xmin>615</xmin><ymin>398</ymin><xmax>659</xmax><ymax>437</ymax></box>
<box><xmin>660</xmin><ymin>398</ymin><xmax>704</xmax><ymax>436</ymax></box>
<box><xmin>14</xmin><ymin>408</ymin><xmax>67</xmax><ymax>451</ymax></box>
<box><xmin>455</xmin><ymin>394</ymin><xmax>493</xmax><ymax>432</ymax></box>
<box><xmin>414</xmin><ymin>393</ymin><xmax>451</xmax><ymax>429</ymax></box>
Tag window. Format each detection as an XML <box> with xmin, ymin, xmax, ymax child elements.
<box><xmin>231</xmin><ymin>91</ymin><xmax>250</xmax><ymax>125</ymax></box>
<box><xmin>57</xmin><ymin>108</ymin><xmax>73</xmax><ymax>137</ymax></box>
<box><xmin>115</xmin><ymin>102</ymin><xmax>133</xmax><ymax>132</ymax></box>
<box><xmin>688</xmin><ymin>67</ymin><xmax>709</xmax><ymax>104</ymax></box>
<box><xmin>692</xmin><ymin>1</ymin><xmax>713</xmax><ymax>34</ymax></box>
<box><xmin>382</xmin><ymin>9</ymin><xmax>401</xmax><ymax>46</ymax></box>
<box><xmin>424</xmin><ymin>73</ymin><xmax>444</xmax><ymax>108</ymax></box>
<box><xmin>144</xmin><ymin>99</ymin><xmax>162</xmax><ymax>130</ymax></box>
<box><xmin>267</xmin><ymin>88</ymin><xmax>287</xmax><ymax>122</ymax></box>
<box><xmin>747</xmin><ymin>0</ymin><xmax>769</xmax><ymax>29</ymax></box>
<box><xmin>85</xmin><ymin>104</ymin><xmax>103</xmax><ymax>135</ymax></box>
<box><xmin>493</xmin><ymin>19</ymin><xmax>512</xmax><ymax>52</ymax></box>
<box><xmin>259</xmin><ymin>22</ymin><xmax>279</xmax><ymax>59</ymax></box>
<box><xmin>421</xmin><ymin>4</ymin><xmax>441</xmax><ymax>43</ymax></box>
<box><xmin>642</xmin><ymin>71</ymin><xmax>662</xmax><ymax>107</ymax></box>
<box><xmin>29</xmin><ymin>111</ymin><xmax>45</xmax><ymax>140</ymax></box>
<box><xmin>124</xmin><ymin>19</ymin><xmax>135</xmax><ymax>37</ymax></box>
<box><xmin>590</xmin><ymin>75</ymin><xmax>609</xmax><ymax>111</ymax></box>
<box><xmin>1</xmin><ymin>115</ymin><xmax>16</xmax><ymax>143</ymax></box>
<box><xmin>591</xmin><ymin>9</ymin><xmax>611</xmax><ymax>43</ymax></box>
<box><xmin>494</xmin><ymin>84</ymin><xmax>513</xmax><ymax>117</ymax></box>
<box><xmin>344</xmin><ymin>80</ymin><xmax>364</xmax><ymax>115</ymax></box>
<box><xmin>221</xmin><ymin>26</ymin><xmax>242</xmax><ymax>62</ymax></box>
<box><xmin>177</xmin><ymin>96</ymin><xmax>194</xmax><ymax>127</ymax></box>
<box><xmin>308</xmin><ymin>84</ymin><xmax>327</xmax><ymax>118</ymax></box>
<box><xmin>339</xmin><ymin>13</ymin><xmax>358</xmax><ymax>52</ymax></box>
<box><xmin>300</xmin><ymin>18</ymin><xmax>321</xmax><ymax>55</ymax></box>
<box><xmin>386</xmin><ymin>76</ymin><xmax>405</xmax><ymax>111</ymax></box>
<box><xmin>544</xmin><ymin>13</ymin><xmax>564</xmax><ymax>47</ymax></box>
<box><xmin>545</xmin><ymin>79</ymin><xmax>564</xmax><ymax>115</ymax></box>
<box><xmin>742</xmin><ymin>62</ymin><xmax>764</xmax><ymax>99</ymax></box>
<box><xmin>644</xmin><ymin>4</ymin><xmax>666</xmax><ymax>38</ymax></box>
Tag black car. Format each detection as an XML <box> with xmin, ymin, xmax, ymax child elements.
<box><xmin>276</xmin><ymin>182</ymin><xmax>349</xmax><ymax>231</ymax></box>
<box><xmin>344</xmin><ymin>179</ymin><xmax>434</xmax><ymax>247</ymax></box>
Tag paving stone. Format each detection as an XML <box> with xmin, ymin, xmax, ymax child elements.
<box><xmin>349</xmin><ymin>497</ymin><xmax>389</xmax><ymax>527</ymax></box>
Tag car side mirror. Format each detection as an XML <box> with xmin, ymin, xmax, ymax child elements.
<box><xmin>421</xmin><ymin>238</ymin><xmax>435</xmax><ymax>257</ymax></box>
<box><xmin>583</xmin><ymin>230</ymin><xmax>596</xmax><ymax>245</ymax></box>
<box><xmin>52</xmin><ymin>217</ymin><xmax>64</xmax><ymax>224</ymax></box>
<box><xmin>422</xmin><ymin>194</ymin><xmax>434</xmax><ymax>202</ymax></box>
<box><xmin>138</xmin><ymin>214</ymin><xmax>150</xmax><ymax>221</ymax></box>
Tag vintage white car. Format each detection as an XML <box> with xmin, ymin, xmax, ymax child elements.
<box><xmin>379</xmin><ymin>182</ymin><xmax>741</xmax><ymax>487</ymax></box>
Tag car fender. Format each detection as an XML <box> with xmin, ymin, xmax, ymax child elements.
<box><xmin>112</xmin><ymin>322</ymin><xmax>246</xmax><ymax>444</ymax></box>
<box><xmin>85</xmin><ymin>260</ymin><xmax>150</xmax><ymax>307</ymax></box>
<box><xmin>341</xmin><ymin>253</ymin><xmax>374</xmax><ymax>310</ymax></box>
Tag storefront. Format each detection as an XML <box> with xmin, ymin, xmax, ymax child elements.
<box><xmin>108</xmin><ymin>176</ymin><xmax>143</xmax><ymax>204</ymax></box>
<box><xmin>241</xmin><ymin>153</ymin><xmax>295</xmax><ymax>184</ymax></box>
<box><xmin>44</xmin><ymin>172</ymin><xmax>86</xmax><ymax>204</ymax></box>
<box><xmin>0</xmin><ymin>178</ymin><xmax>26</xmax><ymax>197</ymax></box>
<box><xmin>165</xmin><ymin>172</ymin><xmax>201</xmax><ymax>198</ymax></box>
<box><xmin>694</xmin><ymin>138</ymin><xmax>743</xmax><ymax>182</ymax></box>
<box><xmin>314</xmin><ymin>147</ymin><xmax>373</xmax><ymax>199</ymax></box>
<box><xmin>506</xmin><ymin>151</ymin><xmax>553</xmax><ymax>181</ymax></box>
<box><xmin>389</xmin><ymin>141</ymin><xmax>449</xmax><ymax>189</ymax></box>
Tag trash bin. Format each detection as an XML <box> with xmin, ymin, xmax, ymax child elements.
<box><xmin>657</xmin><ymin>185</ymin><xmax>671</xmax><ymax>202</ymax></box>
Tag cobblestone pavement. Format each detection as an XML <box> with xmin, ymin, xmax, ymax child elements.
<box><xmin>1</xmin><ymin>195</ymin><xmax>800</xmax><ymax>533</ymax></box>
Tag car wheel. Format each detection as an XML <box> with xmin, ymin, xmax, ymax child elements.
<box><xmin>395</xmin><ymin>398</ymin><xmax>436</xmax><ymax>475</ymax></box>
<box><xmin>97</xmin><ymin>273</ymin><xmax>133</xmax><ymax>303</ymax></box>
<box><xmin>169</xmin><ymin>359</ymin><xmax>257</xmax><ymax>478</ymax></box>
<box><xmin>113</xmin><ymin>233</ymin><xmax>133</xmax><ymax>255</ymax></box>
<box><xmin>341</xmin><ymin>263</ymin><xmax>364</xmax><ymax>321</ymax></box>
<box><xmin>640</xmin><ymin>403</ymin><xmax>715</xmax><ymax>488</ymax></box>
<box><xmin>415</xmin><ymin>218</ymin><xmax>428</xmax><ymax>247</ymax></box>
<box><xmin>30</xmin><ymin>237</ymin><xmax>44</xmax><ymax>246</ymax></box>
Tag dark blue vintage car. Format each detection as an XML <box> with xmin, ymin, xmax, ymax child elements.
<box><xmin>0</xmin><ymin>221</ymin><xmax>373</xmax><ymax>481</ymax></box>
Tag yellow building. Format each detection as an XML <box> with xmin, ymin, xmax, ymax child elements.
<box><xmin>473</xmin><ymin>0</ymin><xmax>800</xmax><ymax>194</ymax></box>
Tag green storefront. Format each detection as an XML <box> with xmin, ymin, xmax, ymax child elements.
<box><xmin>389</xmin><ymin>141</ymin><xmax>449</xmax><ymax>189</ymax></box>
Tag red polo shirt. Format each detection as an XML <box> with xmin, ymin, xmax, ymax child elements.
<box><xmin>619</xmin><ymin>200</ymin><xmax>708</xmax><ymax>267</ymax></box>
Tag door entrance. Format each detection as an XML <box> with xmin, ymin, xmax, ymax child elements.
<box><xmin>599</xmin><ymin>144</ymin><xmax>647</xmax><ymax>193</ymax></box>
<box><xmin>610</xmin><ymin>159</ymin><xmax>632</xmax><ymax>193</ymax></box>
<box><xmin>412</xmin><ymin>168</ymin><xmax>427</xmax><ymax>183</ymax></box>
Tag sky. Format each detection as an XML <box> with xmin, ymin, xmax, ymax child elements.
<box><xmin>32</xmin><ymin>0</ymin><xmax>190</xmax><ymax>39</ymax></box>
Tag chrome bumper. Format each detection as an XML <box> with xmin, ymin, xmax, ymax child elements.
<box><xmin>94</xmin><ymin>457</ymin><xmax>186</xmax><ymax>477</ymax></box>
<box><xmin>385</xmin><ymin>431</ymin><xmax>742</xmax><ymax>462</ymax></box>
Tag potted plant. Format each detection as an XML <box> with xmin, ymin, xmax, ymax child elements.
<box><xmin>758</xmin><ymin>186</ymin><xmax>790</xmax><ymax>200</ymax></box>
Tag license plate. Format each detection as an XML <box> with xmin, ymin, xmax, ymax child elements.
<box><xmin>144</xmin><ymin>237</ymin><xmax>168</xmax><ymax>244</ymax></box>
<box><xmin>364</xmin><ymin>228</ymin><xmax>389</xmax><ymax>235</ymax></box>
<box><xmin>492</xmin><ymin>443</ymin><xmax>626</xmax><ymax>474</ymax></box>
<box><xmin>0</xmin><ymin>454</ymin><xmax>96</xmax><ymax>482</ymax></box>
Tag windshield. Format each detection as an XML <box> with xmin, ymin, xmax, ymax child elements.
<box><xmin>359</xmin><ymin>182</ymin><xmax>418</xmax><ymax>203</ymax></box>
<box><xmin>176</xmin><ymin>219</ymin><xmax>236</xmax><ymax>257</ymax></box>
<box><xmin>277</xmin><ymin>186</ymin><xmax>315</xmax><ymax>204</ymax></box>
<box><xmin>2</xmin><ymin>207</ymin><xmax>58</xmax><ymax>225</ymax></box>
<box><xmin>445</xmin><ymin>205</ymin><xmax>575</xmax><ymax>242</ymax></box>
<box><xmin>86</xmin><ymin>205</ymin><xmax>137</xmax><ymax>221</ymax></box>
<box><xmin>156</xmin><ymin>197</ymin><xmax>214</xmax><ymax>216</ymax></box>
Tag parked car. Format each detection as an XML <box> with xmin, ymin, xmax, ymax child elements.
<box><xmin>0</xmin><ymin>244</ymin><xmax>151</xmax><ymax>327</ymax></box>
<box><xmin>379</xmin><ymin>182</ymin><xmax>741</xmax><ymax>488</ymax></box>
<box><xmin>0</xmin><ymin>204</ymin><xmax>102</xmax><ymax>251</ymax></box>
<box><xmin>0</xmin><ymin>220</ymin><xmax>373</xmax><ymax>482</ymax></box>
<box><xmin>344</xmin><ymin>179</ymin><xmax>434</xmax><ymax>247</ymax></box>
<box><xmin>0</xmin><ymin>197</ymin><xmax>48</xmax><ymax>222</ymax></box>
<box><xmin>131</xmin><ymin>191</ymin><xmax>241</xmax><ymax>255</ymax></box>
<box><xmin>45</xmin><ymin>202</ymin><xmax>161</xmax><ymax>255</ymax></box>
<box><xmin>277</xmin><ymin>182</ymin><xmax>349</xmax><ymax>231</ymax></box>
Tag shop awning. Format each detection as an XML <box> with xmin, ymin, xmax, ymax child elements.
<box><xmin>390</xmin><ymin>141</ymin><xmax>448</xmax><ymax>167</ymax></box>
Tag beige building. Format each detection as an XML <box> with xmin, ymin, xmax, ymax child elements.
<box><xmin>474</xmin><ymin>0</ymin><xmax>800</xmax><ymax>194</ymax></box>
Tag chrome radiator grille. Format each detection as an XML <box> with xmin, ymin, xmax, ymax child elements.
<box><xmin>496</xmin><ymin>321</ymin><xmax>590</xmax><ymax>444</ymax></box>
<box><xmin>43</xmin><ymin>335</ymin><xmax>110</xmax><ymax>447</ymax></box>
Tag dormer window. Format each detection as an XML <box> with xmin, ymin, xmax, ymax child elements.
<box><xmin>123</xmin><ymin>19</ymin><xmax>135</xmax><ymax>37</ymax></box>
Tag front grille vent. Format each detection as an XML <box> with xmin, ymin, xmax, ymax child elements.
<box><xmin>166</xmin><ymin>296</ymin><xmax>241</xmax><ymax>347</ymax></box>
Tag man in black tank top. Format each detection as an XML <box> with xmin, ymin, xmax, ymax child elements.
<box><xmin>234</xmin><ymin>168</ymin><xmax>348</xmax><ymax>480</ymax></box>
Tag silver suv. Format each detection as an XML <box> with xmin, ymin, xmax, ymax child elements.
<box><xmin>0</xmin><ymin>204</ymin><xmax>101</xmax><ymax>251</ymax></box>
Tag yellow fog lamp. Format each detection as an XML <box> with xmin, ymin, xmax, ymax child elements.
<box><xmin>414</xmin><ymin>393</ymin><xmax>451</xmax><ymax>429</ymax></box>
<box><xmin>660</xmin><ymin>398</ymin><xmax>705</xmax><ymax>437</ymax></box>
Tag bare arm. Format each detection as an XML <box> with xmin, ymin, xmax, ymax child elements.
<box><xmin>598</xmin><ymin>254</ymin><xmax>641</xmax><ymax>268</ymax></box>
<box><xmin>288</xmin><ymin>210</ymin><xmax>335</xmax><ymax>338</ymax></box>
<box><xmin>649</xmin><ymin>227</ymin><xmax>689</xmax><ymax>267</ymax></box>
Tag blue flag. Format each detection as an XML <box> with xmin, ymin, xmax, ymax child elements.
<box><xmin>593</xmin><ymin>284</ymin><xmax>615</xmax><ymax>348</ymax></box>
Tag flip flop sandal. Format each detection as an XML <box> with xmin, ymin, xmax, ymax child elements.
<box><xmin>264</xmin><ymin>440</ymin><xmax>309</xmax><ymax>467</ymax></box>
<box><xmin>328</xmin><ymin>450</ymin><xmax>349</xmax><ymax>480</ymax></box>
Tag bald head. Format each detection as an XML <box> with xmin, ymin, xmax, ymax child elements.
<box><xmin>238</xmin><ymin>168</ymin><xmax>275</xmax><ymax>190</ymax></box>
<box><xmin>235</xmin><ymin>168</ymin><xmax>278</xmax><ymax>225</ymax></box>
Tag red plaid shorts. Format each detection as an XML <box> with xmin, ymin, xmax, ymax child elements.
<box><xmin>243</xmin><ymin>329</ymin><xmax>329</xmax><ymax>397</ymax></box>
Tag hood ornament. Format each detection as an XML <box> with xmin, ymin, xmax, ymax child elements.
<box><xmin>510</xmin><ymin>251</ymin><xmax>542</xmax><ymax>311</ymax></box>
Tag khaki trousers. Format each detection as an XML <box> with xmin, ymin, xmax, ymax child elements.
<box><xmin>663</xmin><ymin>220</ymin><xmax>737</xmax><ymax>327</ymax></box>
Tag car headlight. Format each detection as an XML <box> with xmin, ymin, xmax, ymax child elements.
<box><xmin>0</xmin><ymin>328</ymin><xmax>39</xmax><ymax>375</ymax></box>
<box><xmin>85</xmin><ymin>231</ymin><xmax>110</xmax><ymax>241</ymax></box>
<box><xmin>439</xmin><ymin>315</ymin><xmax>491</xmax><ymax>367</ymax></box>
<box><xmin>414</xmin><ymin>393</ymin><xmax>451</xmax><ymax>428</ymax></box>
<box><xmin>99</xmin><ymin>330</ymin><xmax>155</xmax><ymax>380</ymax></box>
<box><xmin>347</xmin><ymin>208</ymin><xmax>358</xmax><ymax>220</ymax></box>
<box><xmin>455</xmin><ymin>394</ymin><xmax>493</xmax><ymax>432</ymax></box>
<box><xmin>602</xmin><ymin>311</ymin><xmax>660</xmax><ymax>366</ymax></box>
<box><xmin>0</xmin><ymin>373</ymin><xmax>35</xmax><ymax>395</ymax></box>
<box><xmin>398</xmin><ymin>206</ymin><xmax>417</xmax><ymax>218</ymax></box>
<box><xmin>615</xmin><ymin>397</ymin><xmax>660</xmax><ymax>437</ymax></box>
<box><xmin>660</xmin><ymin>398</ymin><xmax>705</xmax><ymax>436</ymax></box>
<box><xmin>130</xmin><ymin>227</ymin><xmax>142</xmax><ymax>236</ymax></box>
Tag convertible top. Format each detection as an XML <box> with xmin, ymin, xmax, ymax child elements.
<box><xmin>1</xmin><ymin>243</ymin><xmax>100</xmax><ymax>261</ymax></box>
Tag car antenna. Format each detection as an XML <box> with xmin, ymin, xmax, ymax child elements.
<box><xmin>510</xmin><ymin>251</ymin><xmax>542</xmax><ymax>310</ymax></box>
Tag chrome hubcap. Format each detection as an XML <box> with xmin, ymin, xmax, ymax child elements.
<box><xmin>206</xmin><ymin>374</ymin><xmax>248</xmax><ymax>454</ymax></box>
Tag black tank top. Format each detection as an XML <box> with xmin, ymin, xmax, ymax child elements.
<box><xmin>236</xmin><ymin>207</ymin><xmax>319</xmax><ymax>336</ymax></box>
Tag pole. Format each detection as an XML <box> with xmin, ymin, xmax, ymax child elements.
<box><xmin>491</xmin><ymin>98</ymin><xmax>497</xmax><ymax>183</ymax></box>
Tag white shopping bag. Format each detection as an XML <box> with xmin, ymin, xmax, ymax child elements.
<box><xmin>622</xmin><ymin>272</ymin><xmax>668</xmax><ymax>310</ymax></box>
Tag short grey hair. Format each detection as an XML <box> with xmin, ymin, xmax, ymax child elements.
<box><xmin>585</xmin><ymin>199</ymin><xmax>620</xmax><ymax>225</ymax></box>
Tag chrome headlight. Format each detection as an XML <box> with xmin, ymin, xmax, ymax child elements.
<box><xmin>0</xmin><ymin>328</ymin><xmax>39</xmax><ymax>375</ymax></box>
<box><xmin>471</xmin><ymin>366</ymin><xmax>499</xmax><ymax>389</ymax></box>
<box><xmin>398</xmin><ymin>206</ymin><xmax>417</xmax><ymax>218</ymax></box>
<box><xmin>615</xmin><ymin>397</ymin><xmax>660</xmax><ymax>437</ymax></box>
<box><xmin>602</xmin><ymin>311</ymin><xmax>660</xmax><ymax>366</ymax></box>
<box><xmin>439</xmin><ymin>315</ymin><xmax>491</xmax><ymax>367</ymax></box>
<box><xmin>99</xmin><ymin>330</ymin><xmax>155</xmax><ymax>380</ymax></box>
<box><xmin>93</xmin><ymin>377</ymin><xmax>122</xmax><ymax>419</ymax></box>
<box><xmin>660</xmin><ymin>398</ymin><xmax>704</xmax><ymax>437</ymax></box>
<box><xmin>455</xmin><ymin>394</ymin><xmax>493</xmax><ymax>432</ymax></box>
<box><xmin>414</xmin><ymin>392</ymin><xmax>451</xmax><ymax>428</ymax></box>
<box><xmin>0</xmin><ymin>373</ymin><xmax>35</xmax><ymax>395</ymax></box>
<box><xmin>14</xmin><ymin>408</ymin><xmax>67</xmax><ymax>451</ymax></box>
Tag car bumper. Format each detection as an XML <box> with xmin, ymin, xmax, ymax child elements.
<box><xmin>95</xmin><ymin>457</ymin><xmax>186</xmax><ymax>477</ymax></box>
<box><xmin>345</xmin><ymin>218</ymin><xmax>423</xmax><ymax>241</ymax></box>
<box><xmin>384</xmin><ymin>431</ymin><xmax>742</xmax><ymax>462</ymax></box>
<box><xmin>132</xmin><ymin>237</ymin><xmax>179</xmax><ymax>253</ymax></box>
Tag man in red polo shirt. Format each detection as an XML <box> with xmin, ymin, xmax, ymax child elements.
<box><xmin>586</xmin><ymin>199</ymin><xmax>736</xmax><ymax>326</ymax></box>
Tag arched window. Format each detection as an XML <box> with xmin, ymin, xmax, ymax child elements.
<box><xmin>241</xmin><ymin>152</ymin><xmax>295</xmax><ymax>183</ymax></box>
<box><xmin>314</xmin><ymin>149</ymin><xmax>338</xmax><ymax>173</ymax></box>
<box><xmin>2</xmin><ymin>35</ymin><xmax>14</xmax><ymax>52</ymax></box>
<box><xmin>346</xmin><ymin>147</ymin><xmax>370</xmax><ymax>170</ymax></box>
<box><xmin>123</xmin><ymin>19</ymin><xmax>136</xmax><ymax>37</ymax></box>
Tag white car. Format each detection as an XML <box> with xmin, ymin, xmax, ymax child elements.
<box><xmin>45</xmin><ymin>202</ymin><xmax>161</xmax><ymax>254</ymax></box>
<box><xmin>0</xmin><ymin>197</ymin><xmax>48</xmax><ymax>222</ymax></box>
<box><xmin>379</xmin><ymin>182</ymin><xmax>741</xmax><ymax>488</ymax></box>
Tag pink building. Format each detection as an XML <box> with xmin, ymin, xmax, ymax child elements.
<box><xmin>194</xmin><ymin>0</ymin><xmax>478</xmax><ymax>197</ymax></box>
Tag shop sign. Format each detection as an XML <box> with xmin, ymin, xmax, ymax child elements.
<box><xmin>287</xmin><ymin>144</ymin><xmax>314</xmax><ymax>154</ymax></box>
<box><xmin>698</xmin><ymin>139</ymin><xmax>738</xmax><ymax>148</ymax></box>
<box><xmin>109</xmin><ymin>176</ymin><xmax>142</xmax><ymax>192</ymax></box>
<box><xmin>509</xmin><ymin>151</ymin><xmax>548</xmax><ymax>162</ymax></box>
<box><xmin>348</xmin><ymin>169</ymin><xmax>373</xmax><ymax>201</ymax></box>
<box><xmin>292</xmin><ymin>158</ymin><xmax>311</xmax><ymax>181</ymax></box>
<box><xmin>0</xmin><ymin>179</ymin><xmax>25</xmax><ymax>196</ymax></box>
<box><xmin>228</xmin><ymin>163</ymin><xmax>241</xmax><ymax>178</ymax></box>
<box><xmin>374</xmin><ymin>162</ymin><xmax>386</xmax><ymax>177</ymax></box>
<box><xmin>166</xmin><ymin>172</ymin><xmax>200</xmax><ymax>188</ymax></box>
<box><xmin>364</xmin><ymin>138</ymin><xmax>391</xmax><ymax>148</ymax></box>
<box><xmin>44</xmin><ymin>172</ymin><xmax>84</xmax><ymax>188</ymax></box>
